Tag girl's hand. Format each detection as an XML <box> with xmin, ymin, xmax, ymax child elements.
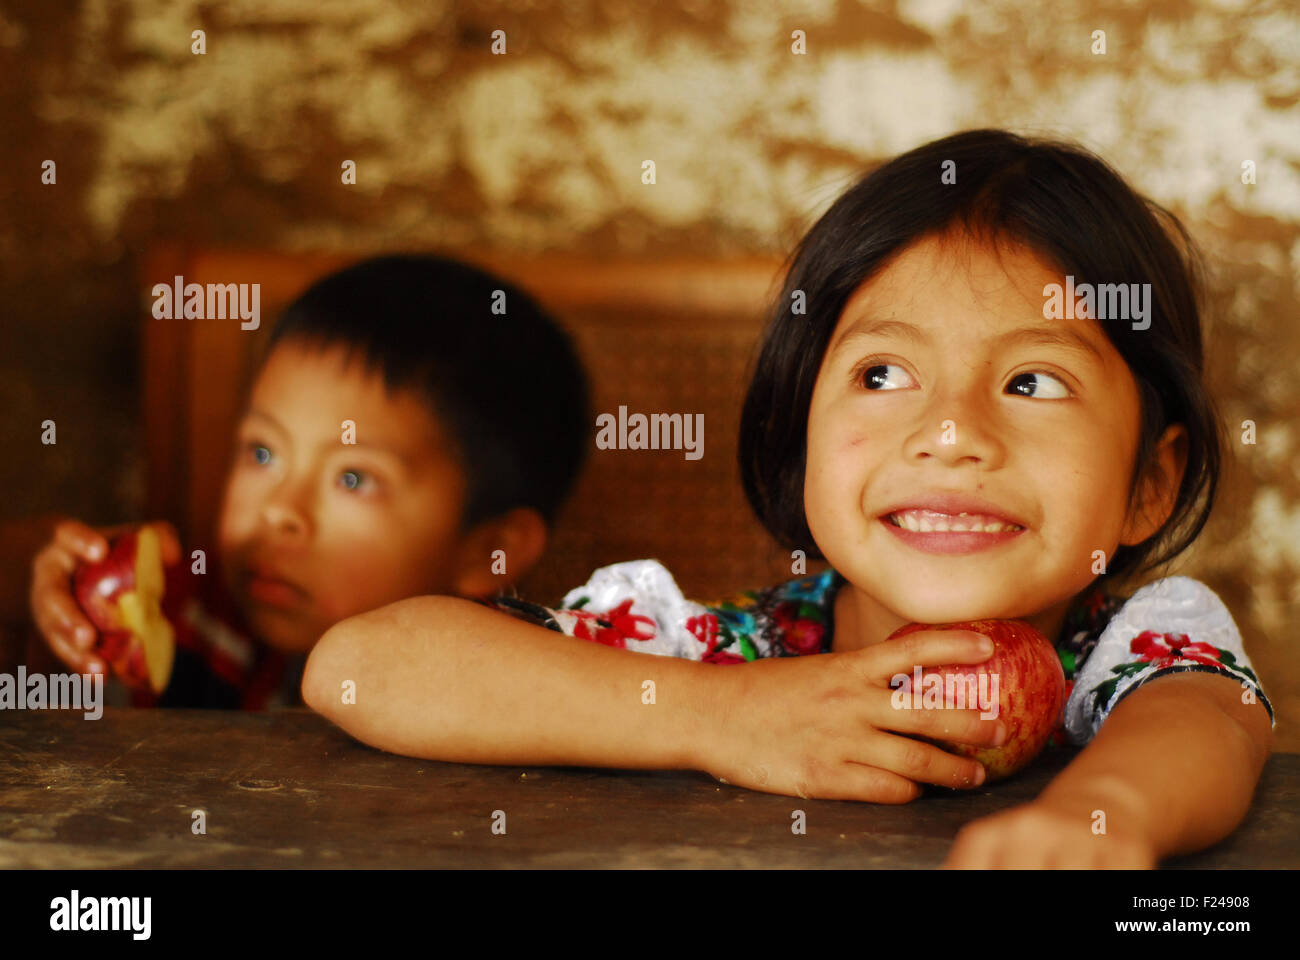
<box><xmin>28</xmin><ymin>519</ymin><xmax>181</xmax><ymax>675</ymax></box>
<box><xmin>701</xmin><ymin>630</ymin><xmax>1006</xmax><ymax>802</ymax></box>
<box><xmin>943</xmin><ymin>796</ymin><xmax>1158</xmax><ymax>868</ymax></box>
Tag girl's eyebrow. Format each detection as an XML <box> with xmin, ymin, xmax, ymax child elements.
<box><xmin>829</xmin><ymin>316</ymin><xmax>1105</xmax><ymax>366</ymax></box>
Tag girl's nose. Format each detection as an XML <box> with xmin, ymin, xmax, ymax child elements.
<box><xmin>901</xmin><ymin>401</ymin><xmax>1006</xmax><ymax>469</ymax></box>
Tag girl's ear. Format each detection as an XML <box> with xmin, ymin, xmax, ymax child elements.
<box><xmin>1119</xmin><ymin>423</ymin><xmax>1189</xmax><ymax>546</ymax></box>
<box><xmin>450</xmin><ymin>507</ymin><xmax>548</xmax><ymax>599</ymax></box>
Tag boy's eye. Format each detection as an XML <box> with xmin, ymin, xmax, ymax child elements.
<box><xmin>1007</xmin><ymin>371</ymin><xmax>1071</xmax><ymax>399</ymax></box>
<box><xmin>245</xmin><ymin>442</ymin><xmax>273</xmax><ymax>465</ymax></box>
<box><xmin>339</xmin><ymin>469</ymin><xmax>373</xmax><ymax>493</ymax></box>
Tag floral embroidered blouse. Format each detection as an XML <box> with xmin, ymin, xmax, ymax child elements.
<box><xmin>486</xmin><ymin>559</ymin><xmax>1275</xmax><ymax>747</ymax></box>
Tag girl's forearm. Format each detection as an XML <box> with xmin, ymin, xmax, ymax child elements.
<box><xmin>302</xmin><ymin>594</ymin><xmax>722</xmax><ymax>771</ymax></box>
<box><xmin>1037</xmin><ymin>671</ymin><xmax>1273</xmax><ymax>860</ymax></box>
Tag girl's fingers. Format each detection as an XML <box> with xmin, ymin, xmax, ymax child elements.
<box><xmin>800</xmin><ymin>761</ymin><xmax>923</xmax><ymax>804</ymax></box>
<box><xmin>868</xmin><ymin>692</ymin><xmax>1007</xmax><ymax>748</ymax></box>
<box><xmin>860</xmin><ymin>629</ymin><xmax>994</xmax><ymax>685</ymax></box>
<box><xmin>864</xmin><ymin>730</ymin><xmax>987</xmax><ymax>790</ymax></box>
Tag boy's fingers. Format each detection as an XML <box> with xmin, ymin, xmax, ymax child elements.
<box><xmin>32</xmin><ymin>592</ymin><xmax>90</xmax><ymax>662</ymax></box>
<box><xmin>148</xmin><ymin>521</ymin><xmax>182</xmax><ymax>567</ymax></box>
<box><xmin>75</xmin><ymin>520</ymin><xmax>182</xmax><ymax>567</ymax></box>
<box><xmin>54</xmin><ymin>520</ymin><xmax>108</xmax><ymax>562</ymax></box>
<box><xmin>31</xmin><ymin>545</ymin><xmax>68</xmax><ymax>586</ymax></box>
<box><xmin>45</xmin><ymin>626</ymin><xmax>103</xmax><ymax>675</ymax></box>
<box><xmin>30</xmin><ymin>546</ymin><xmax>100</xmax><ymax>665</ymax></box>
<box><xmin>31</xmin><ymin>549</ymin><xmax>90</xmax><ymax>633</ymax></box>
<box><xmin>32</xmin><ymin>540</ymin><xmax>77</xmax><ymax>582</ymax></box>
<box><xmin>47</xmin><ymin>590</ymin><xmax>97</xmax><ymax>650</ymax></box>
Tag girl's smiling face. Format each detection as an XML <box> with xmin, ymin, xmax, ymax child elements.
<box><xmin>806</xmin><ymin>229</ymin><xmax>1186</xmax><ymax>647</ymax></box>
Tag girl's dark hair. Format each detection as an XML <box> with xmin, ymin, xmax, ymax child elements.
<box><xmin>739</xmin><ymin>128</ymin><xmax>1224</xmax><ymax>593</ymax></box>
<box><xmin>268</xmin><ymin>254</ymin><xmax>590</xmax><ymax>531</ymax></box>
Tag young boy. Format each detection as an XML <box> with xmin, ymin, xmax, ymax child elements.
<box><xmin>28</xmin><ymin>254</ymin><xmax>591</xmax><ymax>707</ymax></box>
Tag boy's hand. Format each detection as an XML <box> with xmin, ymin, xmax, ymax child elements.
<box><xmin>700</xmin><ymin>630</ymin><xmax>1005</xmax><ymax>802</ymax></box>
<box><xmin>28</xmin><ymin>519</ymin><xmax>181</xmax><ymax>675</ymax></box>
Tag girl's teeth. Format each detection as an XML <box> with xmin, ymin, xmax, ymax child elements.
<box><xmin>888</xmin><ymin>510</ymin><xmax>1022</xmax><ymax>533</ymax></box>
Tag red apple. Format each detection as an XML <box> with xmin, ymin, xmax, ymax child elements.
<box><xmin>887</xmin><ymin>619</ymin><xmax>1064</xmax><ymax>782</ymax></box>
<box><xmin>72</xmin><ymin>527</ymin><xmax>176</xmax><ymax>694</ymax></box>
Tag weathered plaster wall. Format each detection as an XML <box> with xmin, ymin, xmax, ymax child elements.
<box><xmin>2</xmin><ymin>0</ymin><xmax>1297</xmax><ymax>742</ymax></box>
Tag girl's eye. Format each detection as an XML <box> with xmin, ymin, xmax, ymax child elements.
<box><xmin>853</xmin><ymin>362</ymin><xmax>1073</xmax><ymax>400</ymax></box>
<box><xmin>1007</xmin><ymin>371</ymin><xmax>1072</xmax><ymax>400</ymax></box>
<box><xmin>246</xmin><ymin>442</ymin><xmax>273</xmax><ymax>466</ymax></box>
<box><xmin>339</xmin><ymin>469</ymin><xmax>373</xmax><ymax>493</ymax></box>
<box><xmin>857</xmin><ymin>363</ymin><xmax>912</xmax><ymax>391</ymax></box>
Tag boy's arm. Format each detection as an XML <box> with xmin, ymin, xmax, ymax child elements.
<box><xmin>1036</xmin><ymin>670</ymin><xmax>1273</xmax><ymax>860</ymax></box>
<box><xmin>301</xmin><ymin>594</ymin><xmax>725</xmax><ymax>770</ymax></box>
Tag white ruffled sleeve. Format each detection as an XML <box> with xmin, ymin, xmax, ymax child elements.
<box><xmin>1063</xmin><ymin>576</ymin><xmax>1275</xmax><ymax>746</ymax></box>
<box><xmin>553</xmin><ymin>559</ymin><xmax>711</xmax><ymax>659</ymax></box>
<box><xmin>487</xmin><ymin>559</ymin><xmax>716</xmax><ymax>659</ymax></box>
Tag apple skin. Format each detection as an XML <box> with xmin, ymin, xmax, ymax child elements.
<box><xmin>887</xmin><ymin>619</ymin><xmax>1064</xmax><ymax>782</ymax></box>
<box><xmin>72</xmin><ymin>527</ymin><xmax>176</xmax><ymax>694</ymax></box>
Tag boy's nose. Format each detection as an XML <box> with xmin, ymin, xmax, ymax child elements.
<box><xmin>262</xmin><ymin>498</ymin><xmax>309</xmax><ymax>537</ymax></box>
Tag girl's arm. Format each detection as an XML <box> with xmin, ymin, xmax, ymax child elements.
<box><xmin>945</xmin><ymin>669</ymin><xmax>1273</xmax><ymax>867</ymax></box>
<box><xmin>1037</xmin><ymin>670</ymin><xmax>1273</xmax><ymax>859</ymax></box>
<box><xmin>301</xmin><ymin>594</ymin><xmax>720</xmax><ymax>770</ymax></box>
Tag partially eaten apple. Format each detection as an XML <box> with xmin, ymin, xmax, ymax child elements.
<box><xmin>73</xmin><ymin>527</ymin><xmax>176</xmax><ymax>694</ymax></box>
<box><xmin>887</xmin><ymin>618</ymin><xmax>1065</xmax><ymax>782</ymax></box>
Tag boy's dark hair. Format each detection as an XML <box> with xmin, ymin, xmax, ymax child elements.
<box><xmin>268</xmin><ymin>254</ymin><xmax>590</xmax><ymax>531</ymax></box>
<box><xmin>739</xmin><ymin>128</ymin><xmax>1224</xmax><ymax>593</ymax></box>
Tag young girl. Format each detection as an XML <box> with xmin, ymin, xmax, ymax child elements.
<box><xmin>303</xmin><ymin>129</ymin><xmax>1275</xmax><ymax>868</ymax></box>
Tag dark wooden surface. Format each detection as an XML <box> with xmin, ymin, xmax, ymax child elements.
<box><xmin>1</xmin><ymin>708</ymin><xmax>1295</xmax><ymax>869</ymax></box>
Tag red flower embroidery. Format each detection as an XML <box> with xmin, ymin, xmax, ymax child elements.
<box><xmin>770</xmin><ymin>601</ymin><xmax>824</xmax><ymax>656</ymax></box>
<box><xmin>1129</xmin><ymin>630</ymin><xmax>1223</xmax><ymax>669</ymax></box>
<box><xmin>686</xmin><ymin>613</ymin><xmax>718</xmax><ymax>650</ymax></box>
<box><xmin>569</xmin><ymin>598</ymin><xmax>656</xmax><ymax>649</ymax></box>
<box><xmin>686</xmin><ymin>614</ymin><xmax>748</xmax><ymax>664</ymax></box>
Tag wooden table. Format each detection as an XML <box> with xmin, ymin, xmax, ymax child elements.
<box><xmin>1</xmin><ymin>708</ymin><xmax>1295</xmax><ymax>869</ymax></box>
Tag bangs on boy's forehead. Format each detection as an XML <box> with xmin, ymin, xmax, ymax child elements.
<box><xmin>264</xmin><ymin>255</ymin><xmax>591</xmax><ymax>529</ymax></box>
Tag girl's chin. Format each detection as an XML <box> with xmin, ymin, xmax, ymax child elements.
<box><xmin>878</xmin><ymin>585</ymin><xmax>1026</xmax><ymax>622</ymax></box>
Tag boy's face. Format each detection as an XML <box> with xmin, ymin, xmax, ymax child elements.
<box><xmin>805</xmin><ymin>229</ymin><xmax>1184</xmax><ymax>643</ymax></box>
<box><xmin>217</xmin><ymin>340</ymin><xmax>471</xmax><ymax>654</ymax></box>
